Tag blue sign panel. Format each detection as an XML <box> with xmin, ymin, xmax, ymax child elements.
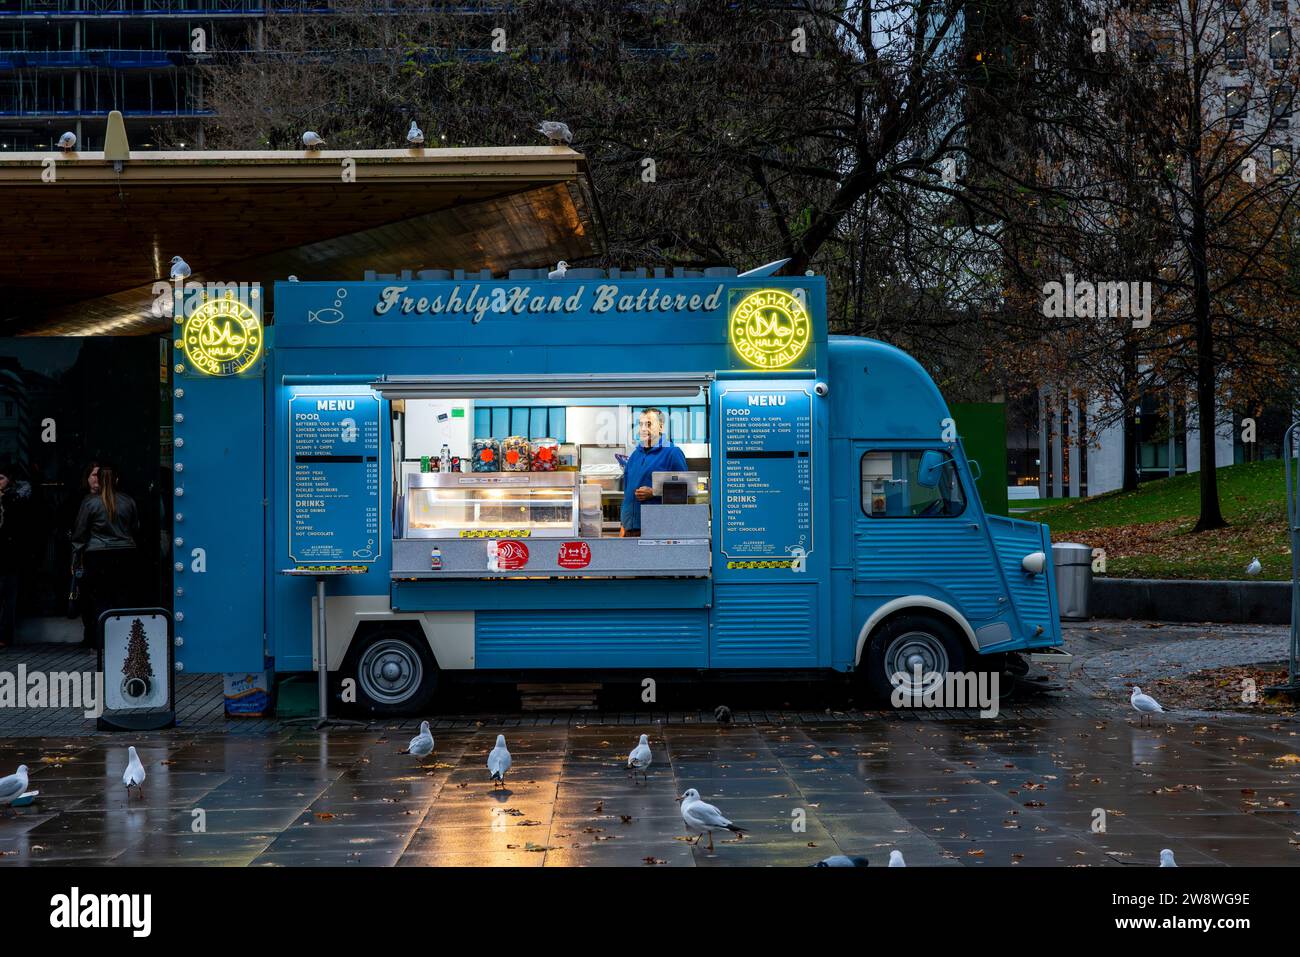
<box><xmin>719</xmin><ymin>386</ymin><xmax>813</xmax><ymax>559</ymax></box>
<box><xmin>288</xmin><ymin>391</ymin><xmax>381</xmax><ymax>564</ymax></box>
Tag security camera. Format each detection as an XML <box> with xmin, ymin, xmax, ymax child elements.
<box><xmin>814</xmin><ymin>381</ymin><xmax>829</xmax><ymax>397</ymax></box>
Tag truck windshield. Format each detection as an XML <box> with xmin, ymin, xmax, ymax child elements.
<box><xmin>860</xmin><ymin>450</ymin><xmax>966</xmax><ymax>518</ymax></box>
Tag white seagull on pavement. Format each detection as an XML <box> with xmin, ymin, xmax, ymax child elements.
<box><xmin>888</xmin><ymin>850</ymin><xmax>906</xmax><ymax>867</ymax></box>
<box><xmin>1130</xmin><ymin>685</ymin><xmax>1166</xmax><ymax>726</ymax></box>
<box><xmin>1159</xmin><ymin>848</ymin><xmax>1177</xmax><ymax>867</ymax></box>
<box><xmin>626</xmin><ymin>733</ymin><xmax>652</xmax><ymax>784</ymax></box>
<box><xmin>0</xmin><ymin>765</ymin><xmax>29</xmax><ymax>816</ymax></box>
<box><xmin>402</xmin><ymin>721</ymin><xmax>435</xmax><ymax>760</ymax></box>
<box><xmin>487</xmin><ymin>734</ymin><xmax>511</xmax><ymax>789</ymax></box>
<box><xmin>678</xmin><ymin>788</ymin><xmax>745</xmax><ymax>851</ymax></box>
<box><xmin>123</xmin><ymin>746</ymin><xmax>146</xmax><ymax>798</ymax></box>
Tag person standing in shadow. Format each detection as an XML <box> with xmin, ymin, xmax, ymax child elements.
<box><xmin>71</xmin><ymin>463</ymin><xmax>139</xmax><ymax>649</ymax></box>
<box><xmin>0</xmin><ymin>462</ymin><xmax>34</xmax><ymax>649</ymax></box>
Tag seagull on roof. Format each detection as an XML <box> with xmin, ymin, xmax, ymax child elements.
<box><xmin>57</xmin><ymin>131</ymin><xmax>76</xmax><ymax>152</ymax></box>
<box><xmin>487</xmin><ymin>734</ymin><xmax>511</xmax><ymax>789</ymax></box>
<box><xmin>1130</xmin><ymin>685</ymin><xmax>1166</xmax><ymax>726</ymax></box>
<box><xmin>0</xmin><ymin>765</ymin><xmax>29</xmax><ymax>817</ymax></box>
<box><xmin>547</xmin><ymin>261</ymin><xmax>568</xmax><ymax>280</ymax></box>
<box><xmin>302</xmin><ymin>130</ymin><xmax>325</xmax><ymax>149</ymax></box>
<box><xmin>407</xmin><ymin>120</ymin><xmax>424</xmax><ymax>146</ymax></box>
<box><xmin>626</xmin><ymin>734</ymin><xmax>652</xmax><ymax>785</ymax></box>
<box><xmin>678</xmin><ymin>788</ymin><xmax>745</xmax><ymax>851</ymax></box>
<box><xmin>169</xmin><ymin>256</ymin><xmax>191</xmax><ymax>282</ymax></box>
<box><xmin>536</xmin><ymin>120</ymin><xmax>572</xmax><ymax>144</ymax></box>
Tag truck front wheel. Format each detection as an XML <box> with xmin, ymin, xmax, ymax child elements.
<box><xmin>862</xmin><ymin>613</ymin><xmax>968</xmax><ymax>707</ymax></box>
<box><xmin>344</xmin><ymin>627</ymin><xmax>439</xmax><ymax>716</ymax></box>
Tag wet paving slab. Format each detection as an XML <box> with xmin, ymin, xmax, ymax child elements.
<box><xmin>1</xmin><ymin>713</ymin><xmax>1298</xmax><ymax>866</ymax></box>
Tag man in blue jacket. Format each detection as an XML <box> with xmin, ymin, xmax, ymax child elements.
<box><xmin>620</xmin><ymin>408</ymin><xmax>688</xmax><ymax>537</ymax></box>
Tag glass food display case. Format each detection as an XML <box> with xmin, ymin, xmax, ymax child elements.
<box><xmin>404</xmin><ymin>472</ymin><xmax>578</xmax><ymax>538</ymax></box>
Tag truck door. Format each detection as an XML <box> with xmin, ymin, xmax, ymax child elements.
<box><xmin>852</xmin><ymin>443</ymin><xmax>1004</xmax><ymax>626</ymax></box>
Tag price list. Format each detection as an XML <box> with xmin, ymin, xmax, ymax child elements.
<box><xmin>720</xmin><ymin>387</ymin><xmax>813</xmax><ymax>558</ymax></box>
<box><xmin>289</xmin><ymin>393</ymin><xmax>381</xmax><ymax>563</ymax></box>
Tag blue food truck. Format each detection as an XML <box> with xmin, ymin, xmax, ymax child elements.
<box><xmin>171</xmin><ymin>269</ymin><xmax>1062</xmax><ymax>714</ymax></box>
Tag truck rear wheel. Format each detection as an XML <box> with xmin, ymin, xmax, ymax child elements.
<box><xmin>862</xmin><ymin>612</ymin><xmax>968</xmax><ymax>707</ymax></box>
<box><xmin>345</xmin><ymin>626</ymin><xmax>439</xmax><ymax>716</ymax></box>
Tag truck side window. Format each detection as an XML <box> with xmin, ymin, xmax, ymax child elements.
<box><xmin>860</xmin><ymin>450</ymin><xmax>966</xmax><ymax>518</ymax></box>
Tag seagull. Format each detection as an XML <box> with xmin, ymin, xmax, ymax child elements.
<box><xmin>678</xmin><ymin>788</ymin><xmax>745</xmax><ymax>851</ymax></box>
<box><xmin>813</xmin><ymin>854</ymin><xmax>870</xmax><ymax>867</ymax></box>
<box><xmin>714</xmin><ymin>704</ymin><xmax>733</xmax><ymax>725</ymax></box>
<box><xmin>547</xmin><ymin>260</ymin><xmax>568</xmax><ymax>280</ymax></box>
<box><xmin>0</xmin><ymin>765</ymin><xmax>28</xmax><ymax>817</ymax></box>
<box><xmin>626</xmin><ymin>733</ymin><xmax>652</xmax><ymax>784</ymax></box>
<box><xmin>1130</xmin><ymin>685</ymin><xmax>1166</xmax><ymax>726</ymax></box>
<box><xmin>888</xmin><ymin>850</ymin><xmax>906</xmax><ymax>867</ymax></box>
<box><xmin>302</xmin><ymin>130</ymin><xmax>325</xmax><ymax>149</ymax></box>
<box><xmin>401</xmin><ymin>720</ymin><xmax>435</xmax><ymax>760</ymax></box>
<box><xmin>169</xmin><ymin>256</ymin><xmax>191</xmax><ymax>282</ymax></box>
<box><xmin>406</xmin><ymin>120</ymin><xmax>424</xmax><ymax>146</ymax></box>
<box><xmin>1159</xmin><ymin>848</ymin><xmax>1177</xmax><ymax>867</ymax></box>
<box><xmin>1246</xmin><ymin>557</ymin><xmax>1262</xmax><ymax>576</ymax></box>
<box><xmin>123</xmin><ymin>746</ymin><xmax>146</xmax><ymax>798</ymax></box>
<box><xmin>57</xmin><ymin>131</ymin><xmax>76</xmax><ymax>152</ymax></box>
<box><xmin>536</xmin><ymin>120</ymin><xmax>572</xmax><ymax>144</ymax></box>
<box><xmin>487</xmin><ymin>734</ymin><xmax>511</xmax><ymax>789</ymax></box>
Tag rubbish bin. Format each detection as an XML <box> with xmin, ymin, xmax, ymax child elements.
<box><xmin>1052</xmin><ymin>542</ymin><xmax>1094</xmax><ymax>620</ymax></box>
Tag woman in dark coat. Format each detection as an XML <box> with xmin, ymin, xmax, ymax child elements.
<box><xmin>71</xmin><ymin>463</ymin><xmax>140</xmax><ymax>649</ymax></box>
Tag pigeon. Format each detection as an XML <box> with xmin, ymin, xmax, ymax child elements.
<box><xmin>536</xmin><ymin>120</ymin><xmax>572</xmax><ymax>144</ymax></box>
<box><xmin>0</xmin><ymin>765</ymin><xmax>28</xmax><ymax>816</ymax></box>
<box><xmin>123</xmin><ymin>746</ymin><xmax>146</xmax><ymax>798</ymax></box>
<box><xmin>169</xmin><ymin>256</ymin><xmax>191</xmax><ymax>282</ymax></box>
<box><xmin>407</xmin><ymin>120</ymin><xmax>424</xmax><ymax>146</ymax></box>
<box><xmin>678</xmin><ymin>788</ymin><xmax>745</xmax><ymax>851</ymax></box>
<box><xmin>1130</xmin><ymin>685</ymin><xmax>1166</xmax><ymax>726</ymax></box>
<box><xmin>1159</xmin><ymin>848</ymin><xmax>1177</xmax><ymax>867</ymax></box>
<box><xmin>626</xmin><ymin>733</ymin><xmax>652</xmax><ymax>784</ymax></box>
<box><xmin>302</xmin><ymin>130</ymin><xmax>325</xmax><ymax>149</ymax></box>
<box><xmin>1246</xmin><ymin>557</ymin><xmax>1262</xmax><ymax>576</ymax></box>
<box><xmin>813</xmin><ymin>854</ymin><xmax>870</xmax><ymax>867</ymax></box>
<box><xmin>487</xmin><ymin>734</ymin><xmax>511</xmax><ymax>789</ymax></box>
<box><xmin>888</xmin><ymin>850</ymin><xmax>906</xmax><ymax>867</ymax></box>
<box><xmin>547</xmin><ymin>260</ymin><xmax>568</xmax><ymax>280</ymax></box>
<box><xmin>57</xmin><ymin>131</ymin><xmax>76</xmax><ymax>152</ymax></box>
<box><xmin>402</xmin><ymin>720</ymin><xmax>435</xmax><ymax>760</ymax></box>
<box><xmin>714</xmin><ymin>704</ymin><xmax>733</xmax><ymax>725</ymax></box>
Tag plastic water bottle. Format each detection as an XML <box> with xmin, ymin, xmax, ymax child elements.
<box><xmin>439</xmin><ymin>444</ymin><xmax>451</xmax><ymax>472</ymax></box>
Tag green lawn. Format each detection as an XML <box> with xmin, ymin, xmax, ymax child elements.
<box><xmin>1020</xmin><ymin>460</ymin><xmax>1293</xmax><ymax>580</ymax></box>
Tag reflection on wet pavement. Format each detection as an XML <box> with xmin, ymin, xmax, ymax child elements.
<box><xmin>2</xmin><ymin>716</ymin><xmax>1298</xmax><ymax>866</ymax></box>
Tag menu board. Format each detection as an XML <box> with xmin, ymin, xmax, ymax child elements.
<box><xmin>720</xmin><ymin>387</ymin><xmax>813</xmax><ymax>558</ymax></box>
<box><xmin>289</xmin><ymin>392</ymin><xmax>381</xmax><ymax>563</ymax></box>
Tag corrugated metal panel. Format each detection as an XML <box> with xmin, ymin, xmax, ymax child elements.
<box><xmin>988</xmin><ymin>515</ymin><xmax>1053</xmax><ymax>636</ymax></box>
<box><xmin>854</xmin><ymin>519</ymin><xmax>1002</xmax><ymax>620</ymax></box>
<box><xmin>711</xmin><ymin>583</ymin><xmax>817</xmax><ymax>664</ymax></box>
<box><xmin>475</xmin><ymin>608</ymin><xmax>706</xmax><ymax>668</ymax></box>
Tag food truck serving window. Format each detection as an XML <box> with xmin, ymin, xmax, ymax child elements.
<box><xmin>377</xmin><ymin>375</ymin><xmax>714</xmax><ymax>579</ymax></box>
<box><xmin>860</xmin><ymin>450</ymin><xmax>966</xmax><ymax>519</ymax></box>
